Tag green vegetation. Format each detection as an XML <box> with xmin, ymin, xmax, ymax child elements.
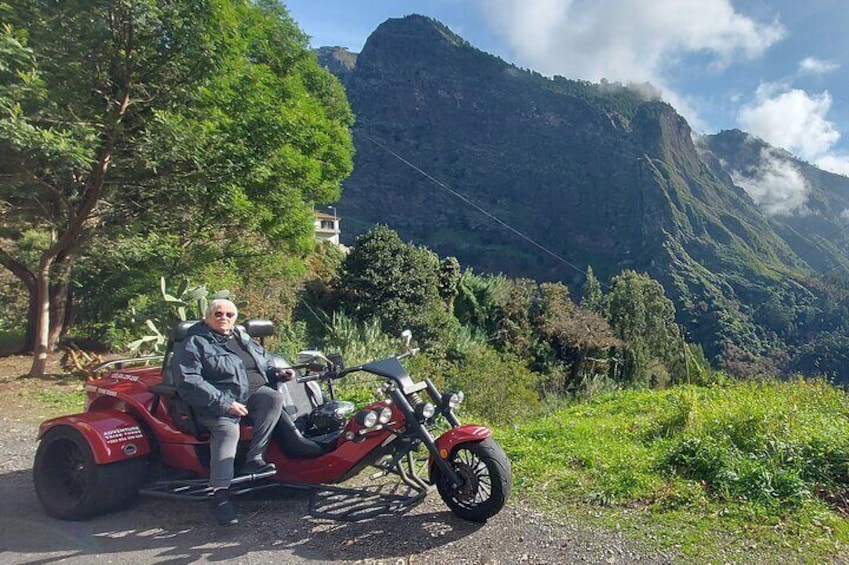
<box><xmin>498</xmin><ymin>381</ymin><xmax>849</xmax><ymax>563</ymax></box>
<box><xmin>22</xmin><ymin>388</ymin><xmax>86</xmax><ymax>415</ymax></box>
<box><xmin>0</xmin><ymin>0</ymin><xmax>353</xmax><ymax>374</ymax></box>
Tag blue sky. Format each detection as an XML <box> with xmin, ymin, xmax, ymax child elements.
<box><xmin>283</xmin><ymin>0</ymin><xmax>849</xmax><ymax>177</ymax></box>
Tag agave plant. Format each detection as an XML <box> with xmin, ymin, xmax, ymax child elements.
<box><xmin>127</xmin><ymin>277</ymin><xmax>231</xmax><ymax>355</ymax></box>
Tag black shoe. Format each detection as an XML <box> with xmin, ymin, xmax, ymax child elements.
<box><xmin>211</xmin><ymin>489</ymin><xmax>239</xmax><ymax>526</ymax></box>
<box><xmin>239</xmin><ymin>459</ymin><xmax>276</xmax><ymax>476</ymax></box>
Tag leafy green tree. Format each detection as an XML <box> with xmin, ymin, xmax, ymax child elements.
<box><xmin>580</xmin><ymin>265</ymin><xmax>604</xmax><ymax>314</ymax></box>
<box><xmin>606</xmin><ymin>270</ymin><xmax>680</xmax><ymax>385</ymax></box>
<box><xmin>337</xmin><ymin>226</ymin><xmax>457</xmax><ymax>345</ymax></box>
<box><xmin>453</xmin><ymin>270</ymin><xmax>507</xmax><ymax>332</ymax></box>
<box><xmin>490</xmin><ymin>278</ymin><xmax>537</xmax><ymax>359</ymax></box>
<box><xmin>0</xmin><ymin>0</ymin><xmax>353</xmax><ymax>374</ymax></box>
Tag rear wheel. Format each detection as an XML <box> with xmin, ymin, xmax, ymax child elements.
<box><xmin>33</xmin><ymin>426</ymin><xmax>147</xmax><ymax>520</ymax></box>
<box><xmin>433</xmin><ymin>438</ymin><xmax>512</xmax><ymax>522</ymax></box>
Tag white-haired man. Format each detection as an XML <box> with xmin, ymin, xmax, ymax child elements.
<box><xmin>172</xmin><ymin>298</ymin><xmax>291</xmax><ymax>526</ymax></box>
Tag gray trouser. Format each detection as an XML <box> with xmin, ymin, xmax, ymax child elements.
<box><xmin>198</xmin><ymin>386</ymin><xmax>285</xmax><ymax>489</ymax></box>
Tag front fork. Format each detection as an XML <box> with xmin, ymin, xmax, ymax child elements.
<box><xmin>391</xmin><ymin>382</ymin><xmax>464</xmax><ymax>488</ymax></box>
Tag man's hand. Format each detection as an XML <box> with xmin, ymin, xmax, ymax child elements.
<box><xmin>276</xmin><ymin>368</ymin><xmax>296</xmax><ymax>382</ymax></box>
<box><xmin>226</xmin><ymin>401</ymin><xmax>248</xmax><ymax>417</ymax></box>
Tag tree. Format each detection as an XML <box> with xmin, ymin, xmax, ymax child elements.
<box><xmin>337</xmin><ymin>226</ymin><xmax>457</xmax><ymax>344</ymax></box>
<box><xmin>580</xmin><ymin>265</ymin><xmax>604</xmax><ymax>314</ymax></box>
<box><xmin>535</xmin><ymin>282</ymin><xmax>623</xmax><ymax>392</ymax></box>
<box><xmin>606</xmin><ymin>270</ymin><xmax>680</xmax><ymax>385</ymax></box>
<box><xmin>0</xmin><ymin>1</ymin><xmax>353</xmax><ymax>374</ymax></box>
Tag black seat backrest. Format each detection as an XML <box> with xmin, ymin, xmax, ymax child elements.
<box><xmin>241</xmin><ymin>319</ymin><xmax>274</xmax><ymax>340</ymax></box>
<box><xmin>278</xmin><ymin>378</ymin><xmax>322</xmax><ymax>423</ymax></box>
<box><xmin>161</xmin><ymin>320</ymin><xmax>200</xmax><ymax>386</ymax></box>
<box><xmin>159</xmin><ymin>321</ymin><xmax>204</xmax><ymax>437</ymax></box>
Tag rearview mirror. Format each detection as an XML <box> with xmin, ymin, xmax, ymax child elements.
<box><xmin>295</xmin><ymin>350</ymin><xmax>328</xmax><ymax>372</ymax></box>
<box><xmin>327</xmin><ymin>352</ymin><xmax>344</xmax><ymax>370</ymax></box>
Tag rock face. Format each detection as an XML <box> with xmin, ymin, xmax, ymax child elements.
<box><xmin>315</xmin><ymin>46</ymin><xmax>357</xmax><ymax>86</ymax></box>
<box><xmin>320</xmin><ymin>14</ymin><xmax>849</xmax><ymax>373</ymax></box>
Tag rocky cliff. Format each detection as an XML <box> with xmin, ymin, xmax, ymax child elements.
<box><xmin>320</xmin><ymin>15</ymin><xmax>849</xmax><ymax>373</ymax></box>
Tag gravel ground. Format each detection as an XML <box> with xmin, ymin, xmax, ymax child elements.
<box><xmin>0</xmin><ymin>413</ymin><xmax>678</xmax><ymax>564</ymax></box>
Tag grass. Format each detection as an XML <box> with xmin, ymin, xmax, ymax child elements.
<box><xmin>23</xmin><ymin>388</ymin><xmax>86</xmax><ymax>414</ymax></box>
<box><xmin>495</xmin><ymin>380</ymin><xmax>849</xmax><ymax>563</ymax></box>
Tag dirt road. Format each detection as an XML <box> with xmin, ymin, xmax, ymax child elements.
<box><xmin>0</xmin><ymin>413</ymin><xmax>677</xmax><ymax>565</ymax></box>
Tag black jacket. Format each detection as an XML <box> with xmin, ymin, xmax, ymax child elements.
<box><xmin>171</xmin><ymin>322</ymin><xmax>277</xmax><ymax>418</ymax></box>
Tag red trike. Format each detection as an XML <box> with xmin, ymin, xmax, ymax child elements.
<box><xmin>33</xmin><ymin>320</ymin><xmax>512</xmax><ymax>522</ymax></box>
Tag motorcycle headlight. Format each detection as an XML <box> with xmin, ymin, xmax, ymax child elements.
<box><xmin>444</xmin><ymin>390</ymin><xmax>465</xmax><ymax>410</ymax></box>
<box><xmin>378</xmin><ymin>406</ymin><xmax>393</xmax><ymax>424</ymax></box>
<box><xmin>416</xmin><ymin>402</ymin><xmax>436</xmax><ymax>421</ymax></box>
<box><xmin>355</xmin><ymin>409</ymin><xmax>378</xmax><ymax>428</ymax></box>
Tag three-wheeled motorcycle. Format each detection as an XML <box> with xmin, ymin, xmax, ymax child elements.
<box><xmin>33</xmin><ymin>320</ymin><xmax>512</xmax><ymax>522</ymax></box>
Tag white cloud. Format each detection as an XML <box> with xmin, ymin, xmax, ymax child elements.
<box><xmin>480</xmin><ymin>0</ymin><xmax>784</xmax><ymax>126</ymax></box>
<box><xmin>798</xmin><ymin>57</ymin><xmax>839</xmax><ymax>76</ymax></box>
<box><xmin>731</xmin><ymin>148</ymin><xmax>810</xmax><ymax>217</ymax></box>
<box><xmin>815</xmin><ymin>154</ymin><xmax>849</xmax><ymax>177</ymax></box>
<box><xmin>737</xmin><ymin>83</ymin><xmax>849</xmax><ymax>176</ymax></box>
<box><xmin>738</xmin><ymin>84</ymin><xmax>838</xmax><ymax>158</ymax></box>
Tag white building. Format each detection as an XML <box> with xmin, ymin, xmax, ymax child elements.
<box><xmin>314</xmin><ymin>211</ymin><xmax>341</xmax><ymax>245</ymax></box>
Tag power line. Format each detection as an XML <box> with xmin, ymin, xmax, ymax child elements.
<box><xmin>355</xmin><ymin>128</ymin><xmax>598</xmax><ymax>285</ymax></box>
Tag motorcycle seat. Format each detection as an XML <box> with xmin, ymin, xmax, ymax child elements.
<box><xmin>273</xmin><ymin>378</ymin><xmax>338</xmax><ymax>458</ymax></box>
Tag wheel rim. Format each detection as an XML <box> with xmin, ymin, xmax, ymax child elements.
<box><xmin>446</xmin><ymin>447</ymin><xmax>492</xmax><ymax>508</ymax></box>
<box><xmin>43</xmin><ymin>438</ymin><xmax>89</xmax><ymax>504</ymax></box>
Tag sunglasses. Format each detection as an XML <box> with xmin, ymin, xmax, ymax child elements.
<box><xmin>213</xmin><ymin>311</ymin><xmax>236</xmax><ymax>319</ymax></box>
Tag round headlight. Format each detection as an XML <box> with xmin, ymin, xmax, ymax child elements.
<box><xmin>378</xmin><ymin>406</ymin><xmax>393</xmax><ymax>424</ymax></box>
<box><xmin>446</xmin><ymin>390</ymin><xmax>465</xmax><ymax>410</ymax></box>
<box><xmin>356</xmin><ymin>410</ymin><xmax>378</xmax><ymax>428</ymax></box>
<box><xmin>416</xmin><ymin>402</ymin><xmax>436</xmax><ymax>421</ymax></box>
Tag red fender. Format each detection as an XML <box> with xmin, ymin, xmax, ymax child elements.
<box><xmin>433</xmin><ymin>424</ymin><xmax>492</xmax><ymax>460</ymax></box>
<box><xmin>38</xmin><ymin>410</ymin><xmax>151</xmax><ymax>464</ymax></box>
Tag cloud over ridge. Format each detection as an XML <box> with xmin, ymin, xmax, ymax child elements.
<box><xmin>482</xmin><ymin>0</ymin><xmax>784</xmax><ymax>85</ymax></box>
<box><xmin>730</xmin><ymin>147</ymin><xmax>810</xmax><ymax>217</ymax></box>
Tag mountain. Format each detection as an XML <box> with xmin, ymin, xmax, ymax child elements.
<box><xmin>315</xmin><ymin>46</ymin><xmax>357</xmax><ymax>87</ymax></box>
<box><xmin>318</xmin><ymin>15</ymin><xmax>849</xmax><ymax>377</ymax></box>
<box><xmin>702</xmin><ymin>130</ymin><xmax>849</xmax><ymax>275</ymax></box>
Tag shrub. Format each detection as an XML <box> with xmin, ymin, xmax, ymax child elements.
<box><xmin>336</xmin><ymin>226</ymin><xmax>459</xmax><ymax>349</ymax></box>
<box><xmin>663</xmin><ymin>380</ymin><xmax>849</xmax><ymax>509</ymax></box>
<box><xmin>442</xmin><ymin>343</ymin><xmax>541</xmax><ymax>424</ymax></box>
<box><xmin>320</xmin><ymin>311</ymin><xmax>400</xmax><ymax>365</ymax></box>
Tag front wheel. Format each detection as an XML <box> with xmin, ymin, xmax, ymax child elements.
<box><xmin>33</xmin><ymin>426</ymin><xmax>148</xmax><ymax>520</ymax></box>
<box><xmin>432</xmin><ymin>438</ymin><xmax>512</xmax><ymax>522</ymax></box>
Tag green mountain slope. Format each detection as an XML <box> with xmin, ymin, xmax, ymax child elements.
<box><xmin>319</xmin><ymin>15</ymin><xmax>849</xmax><ymax>375</ymax></box>
<box><xmin>703</xmin><ymin>129</ymin><xmax>849</xmax><ymax>276</ymax></box>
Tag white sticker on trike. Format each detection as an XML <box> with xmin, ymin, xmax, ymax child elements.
<box><xmin>103</xmin><ymin>426</ymin><xmax>144</xmax><ymax>444</ymax></box>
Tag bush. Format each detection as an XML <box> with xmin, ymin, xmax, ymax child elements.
<box><xmin>663</xmin><ymin>380</ymin><xmax>849</xmax><ymax>509</ymax></box>
<box><xmin>337</xmin><ymin>226</ymin><xmax>458</xmax><ymax>349</ymax></box>
<box><xmin>320</xmin><ymin>311</ymin><xmax>400</xmax><ymax>365</ymax></box>
<box><xmin>442</xmin><ymin>343</ymin><xmax>541</xmax><ymax>424</ymax></box>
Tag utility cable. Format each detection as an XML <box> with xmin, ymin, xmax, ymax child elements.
<box><xmin>355</xmin><ymin>128</ymin><xmax>601</xmax><ymax>286</ymax></box>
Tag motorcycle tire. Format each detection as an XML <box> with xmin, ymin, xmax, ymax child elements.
<box><xmin>433</xmin><ymin>437</ymin><xmax>512</xmax><ymax>522</ymax></box>
<box><xmin>33</xmin><ymin>426</ymin><xmax>148</xmax><ymax>520</ymax></box>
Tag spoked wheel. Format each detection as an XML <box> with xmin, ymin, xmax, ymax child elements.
<box><xmin>33</xmin><ymin>426</ymin><xmax>147</xmax><ymax>520</ymax></box>
<box><xmin>433</xmin><ymin>438</ymin><xmax>512</xmax><ymax>522</ymax></box>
